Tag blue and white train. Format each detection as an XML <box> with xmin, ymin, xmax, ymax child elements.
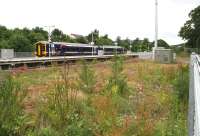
<box><xmin>35</xmin><ymin>41</ymin><xmax>127</xmax><ymax>57</ymax></box>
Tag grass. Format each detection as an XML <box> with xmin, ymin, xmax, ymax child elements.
<box><xmin>0</xmin><ymin>57</ymin><xmax>189</xmax><ymax>136</ymax></box>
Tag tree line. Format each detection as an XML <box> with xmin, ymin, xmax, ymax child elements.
<box><xmin>0</xmin><ymin>25</ymin><xmax>170</xmax><ymax>52</ymax></box>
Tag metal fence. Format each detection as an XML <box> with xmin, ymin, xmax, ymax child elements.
<box><xmin>133</xmin><ymin>52</ymin><xmax>153</xmax><ymax>59</ymax></box>
<box><xmin>189</xmin><ymin>53</ymin><xmax>200</xmax><ymax>136</ymax></box>
<box><xmin>14</xmin><ymin>52</ymin><xmax>35</xmax><ymax>58</ymax></box>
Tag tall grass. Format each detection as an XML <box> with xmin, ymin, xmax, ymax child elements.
<box><xmin>153</xmin><ymin>63</ymin><xmax>189</xmax><ymax>136</ymax></box>
<box><xmin>105</xmin><ymin>55</ymin><xmax>130</xmax><ymax>96</ymax></box>
<box><xmin>0</xmin><ymin>57</ymin><xmax>189</xmax><ymax>136</ymax></box>
<box><xmin>0</xmin><ymin>76</ymin><xmax>27</xmax><ymax>136</ymax></box>
<box><xmin>78</xmin><ymin>60</ymin><xmax>96</xmax><ymax>94</ymax></box>
<box><xmin>34</xmin><ymin>62</ymin><xmax>93</xmax><ymax>136</ymax></box>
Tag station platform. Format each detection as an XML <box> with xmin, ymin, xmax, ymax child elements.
<box><xmin>0</xmin><ymin>54</ymin><xmax>138</xmax><ymax>70</ymax></box>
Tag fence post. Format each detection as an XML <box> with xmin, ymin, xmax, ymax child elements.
<box><xmin>188</xmin><ymin>54</ymin><xmax>195</xmax><ymax>136</ymax></box>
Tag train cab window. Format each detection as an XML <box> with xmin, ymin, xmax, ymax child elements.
<box><xmin>41</xmin><ymin>45</ymin><xmax>45</xmax><ymax>51</ymax></box>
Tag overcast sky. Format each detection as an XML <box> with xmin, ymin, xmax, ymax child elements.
<box><xmin>0</xmin><ymin>0</ymin><xmax>200</xmax><ymax>45</ymax></box>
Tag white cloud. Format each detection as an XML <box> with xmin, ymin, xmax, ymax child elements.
<box><xmin>0</xmin><ymin>0</ymin><xmax>200</xmax><ymax>44</ymax></box>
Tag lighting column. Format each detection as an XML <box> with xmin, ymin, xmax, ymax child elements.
<box><xmin>153</xmin><ymin>0</ymin><xmax>158</xmax><ymax>60</ymax></box>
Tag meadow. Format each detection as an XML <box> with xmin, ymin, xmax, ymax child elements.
<box><xmin>0</xmin><ymin>56</ymin><xmax>189</xmax><ymax>136</ymax></box>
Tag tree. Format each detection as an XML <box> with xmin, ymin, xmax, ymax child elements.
<box><xmin>0</xmin><ymin>26</ymin><xmax>10</xmax><ymax>49</ymax></box>
<box><xmin>51</xmin><ymin>29</ymin><xmax>64</xmax><ymax>42</ymax></box>
<box><xmin>179</xmin><ymin>5</ymin><xmax>200</xmax><ymax>49</ymax></box>
<box><xmin>87</xmin><ymin>29</ymin><xmax>99</xmax><ymax>44</ymax></box>
<box><xmin>131</xmin><ymin>38</ymin><xmax>140</xmax><ymax>52</ymax></box>
<box><xmin>28</xmin><ymin>32</ymin><xmax>46</xmax><ymax>44</ymax></box>
<box><xmin>0</xmin><ymin>25</ymin><xmax>10</xmax><ymax>40</ymax></box>
<box><xmin>0</xmin><ymin>40</ymin><xmax>9</xmax><ymax>49</ymax></box>
<box><xmin>32</xmin><ymin>27</ymin><xmax>48</xmax><ymax>39</ymax></box>
<box><xmin>116</xmin><ymin>37</ymin><xmax>131</xmax><ymax>50</ymax></box>
<box><xmin>75</xmin><ymin>36</ymin><xmax>88</xmax><ymax>44</ymax></box>
<box><xmin>51</xmin><ymin>28</ymin><xmax>71</xmax><ymax>42</ymax></box>
<box><xmin>96</xmin><ymin>35</ymin><xmax>113</xmax><ymax>45</ymax></box>
<box><xmin>8</xmin><ymin>34</ymin><xmax>33</xmax><ymax>52</ymax></box>
<box><xmin>151</xmin><ymin>39</ymin><xmax>170</xmax><ymax>49</ymax></box>
<box><xmin>142</xmin><ymin>38</ymin><xmax>149</xmax><ymax>50</ymax></box>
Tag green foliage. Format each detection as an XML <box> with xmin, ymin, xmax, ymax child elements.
<box><xmin>9</xmin><ymin>34</ymin><xmax>33</xmax><ymax>52</ymax></box>
<box><xmin>116</xmin><ymin>37</ymin><xmax>154</xmax><ymax>52</ymax></box>
<box><xmin>0</xmin><ymin>25</ymin><xmax>171</xmax><ymax>52</ymax></box>
<box><xmin>105</xmin><ymin>55</ymin><xmax>129</xmax><ymax>96</ymax></box>
<box><xmin>0</xmin><ymin>25</ymin><xmax>11</xmax><ymax>41</ymax></box>
<box><xmin>117</xmin><ymin>37</ymin><xmax>131</xmax><ymax>50</ymax></box>
<box><xmin>96</xmin><ymin>35</ymin><xmax>113</xmax><ymax>45</ymax></box>
<box><xmin>78</xmin><ymin>60</ymin><xmax>96</xmax><ymax>93</ymax></box>
<box><xmin>75</xmin><ymin>36</ymin><xmax>88</xmax><ymax>44</ymax></box>
<box><xmin>0</xmin><ymin>40</ymin><xmax>9</xmax><ymax>49</ymax></box>
<box><xmin>0</xmin><ymin>76</ymin><xmax>27</xmax><ymax>136</ymax></box>
<box><xmin>173</xmin><ymin>64</ymin><xmax>189</xmax><ymax>106</ymax></box>
<box><xmin>131</xmin><ymin>38</ymin><xmax>170</xmax><ymax>52</ymax></box>
<box><xmin>0</xmin><ymin>26</ymin><xmax>48</xmax><ymax>51</ymax></box>
<box><xmin>34</xmin><ymin>66</ymin><xmax>94</xmax><ymax>136</ymax></box>
<box><xmin>51</xmin><ymin>29</ymin><xmax>71</xmax><ymax>42</ymax></box>
<box><xmin>152</xmin><ymin>64</ymin><xmax>189</xmax><ymax>136</ymax></box>
<box><xmin>151</xmin><ymin>39</ymin><xmax>170</xmax><ymax>49</ymax></box>
<box><xmin>0</xmin><ymin>59</ymin><xmax>189</xmax><ymax>136</ymax></box>
<box><xmin>87</xmin><ymin>29</ymin><xmax>99</xmax><ymax>44</ymax></box>
<box><xmin>179</xmin><ymin>5</ymin><xmax>200</xmax><ymax>49</ymax></box>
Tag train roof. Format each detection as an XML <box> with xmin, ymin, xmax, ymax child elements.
<box><xmin>35</xmin><ymin>41</ymin><xmax>124</xmax><ymax>49</ymax></box>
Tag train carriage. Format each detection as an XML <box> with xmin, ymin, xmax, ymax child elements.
<box><xmin>35</xmin><ymin>41</ymin><xmax>127</xmax><ymax>57</ymax></box>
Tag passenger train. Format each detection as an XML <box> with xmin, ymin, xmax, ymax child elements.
<box><xmin>35</xmin><ymin>41</ymin><xmax>127</xmax><ymax>57</ymax></box>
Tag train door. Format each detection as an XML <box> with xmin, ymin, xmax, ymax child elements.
<box><xmin>37</xmin><ymin>44</ymin><xmax>41</xmax><ymax>56</ymax></box>
<box><xmin>36</xmin><ymin>44</ymin><xmax>46</xmax><ymax>57</ymax></box>
<box><xmin>51</xmin><ymin>43</ymin><xmax>56</xmax><ymax>56</ymax></box>
<box><xmin>97</xmin><ymin>46</ymin><xmax>104</xmax><ymax>56</ymax></box>
<box><xmin>41</xmin><ymin>44</ymin><xmax>46</xmax><ymax>56</ymax></box>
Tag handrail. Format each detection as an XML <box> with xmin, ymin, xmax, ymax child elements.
<box><xmin>189</xmin><ymin>53</ymin><xmax>200</xmax><ymax>136</ymax></box>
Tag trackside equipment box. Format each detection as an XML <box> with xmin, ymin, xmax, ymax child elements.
<box><xmin>154</xmin><ymin>48</ymin><xmax>174</xmax><ymax>63</ymax></box>
<box><xmin>0</xmin><ymin>49</ymin><xmax>14</xmax><ymax>59</ymax></box>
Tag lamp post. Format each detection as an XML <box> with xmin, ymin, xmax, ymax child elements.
<box><xmin>153</xmin><ymin>0</ymin><xmax>158</xmax><ymax>60</ymax></box>
<box><xmin>44</xmin><ymin>25</ymin><xmax>55</xmax><ymax>57</ymax></box>
<box><xmin>91</xmin><ymin>31</ymin><xmax>95</xmax><ymax>56</ymax></box>
<box><xmin>115</xmin><ymin>42</ymin><xmax>118</xmax><ymax>54</ymax></box>
<box><xmin>155</xmin><ymin>0</ymin><xmax>158</xmax><ymax>49</ymax></box>
<box><xmin>91</xmin><ymin>32</ymin><xmax>94</xmax><ymax>45</ymax></box>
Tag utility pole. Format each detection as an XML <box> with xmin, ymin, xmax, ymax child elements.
<box><xmin>155</xmin><ymin>0</ymin><xmax>158</xmax><ymax>48</ymax></box>
<box><xmin>44</xmin><ymin>25</ymin><xmax>55</xmax><ymax>57</ymax></box>
<box><xmin>91</xmin><ymin>31</ymin><xmax>95</xmax><ymax>56</ymax></box>
<box><xmin>91</xmin><ymin>32</ymin><xmax>94</xmax><ymax>45</ymax></box>
<box><xmin>153</xmin><ymin>0</ymin><xmax>158</xmax><ymax>60</ymax></box>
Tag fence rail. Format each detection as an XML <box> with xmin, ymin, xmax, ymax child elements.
<box><xmin>189</xmin><ymin>53</ymin><xmax>200</xmax><ymax>136</ymax></box>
